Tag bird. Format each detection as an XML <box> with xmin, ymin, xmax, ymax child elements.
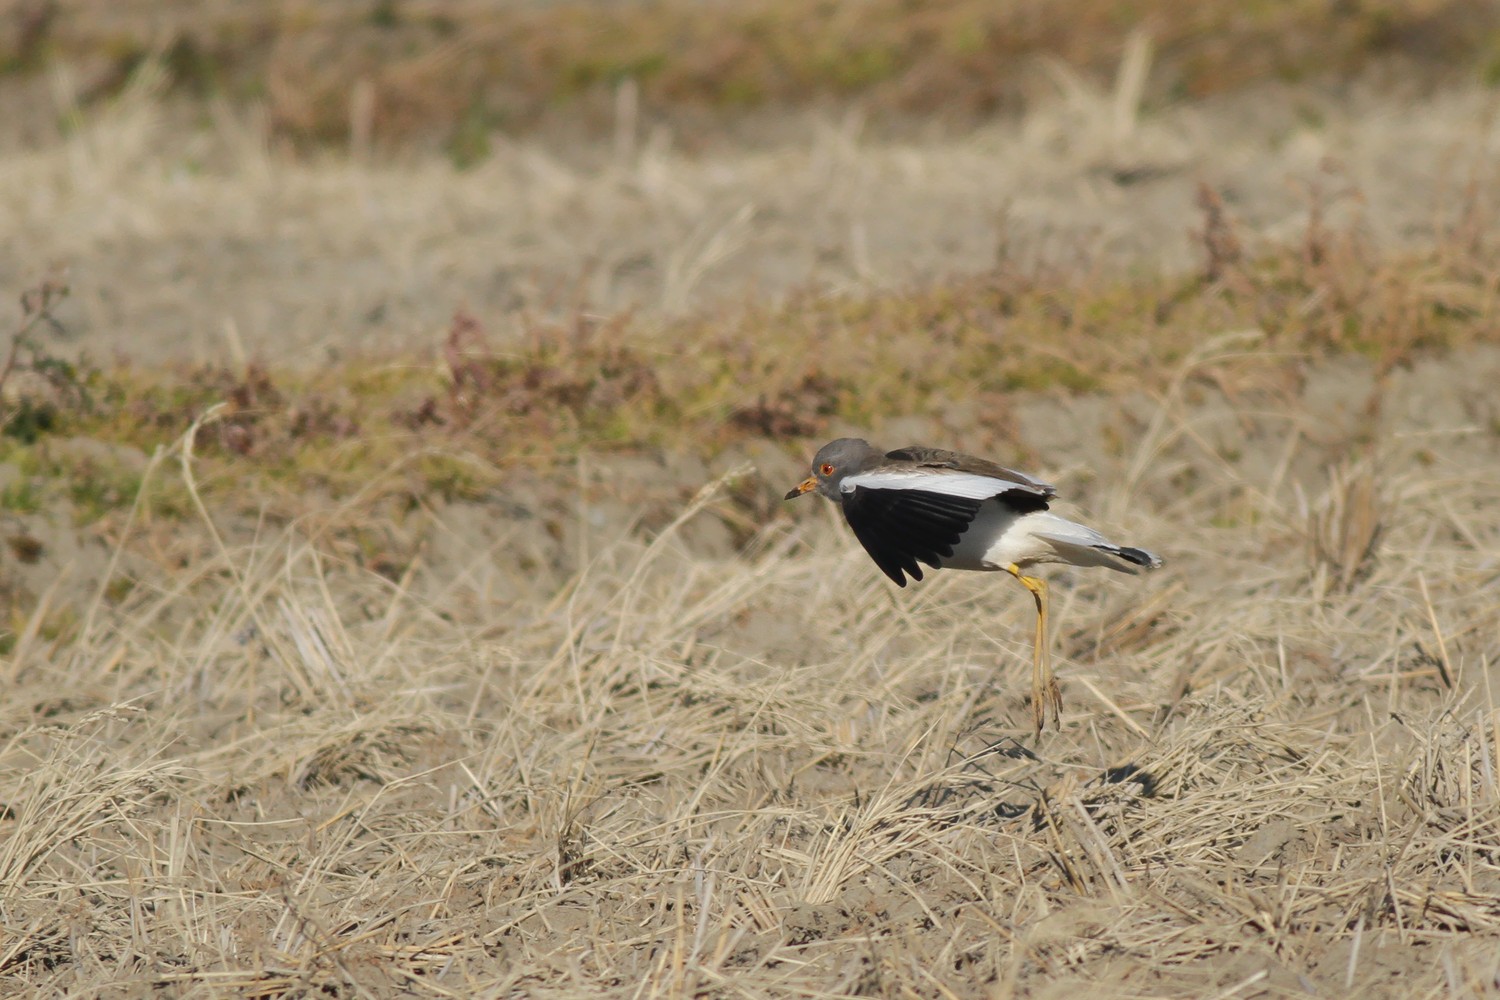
<box><xmin>785</xmin><ymin>437</ymin><xmax>1162</xmax><ymax>733</ymax></box>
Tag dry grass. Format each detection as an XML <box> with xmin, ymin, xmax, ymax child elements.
<box><xmin>5</xmin><ymin>11</ymin><xmax>1500</xmax><ymax>994</ymax></box>
<box><xmin>9</xmin><ymin>45</ymin><xmax>1500</xmax><ymax>377</ymax></box>
<box><xmin>3</xmin><ymin>340</ymin><xmax>1500</xmax><ymax>995</ymax></box>
<box><xmin>7</xmin><ymin>0</ymin><xmax>1500</xmax><ymax>150</ymax></box>
<box><xmin>3</xmin><ymin>172</ymin><xmax>1497</xmax><ymax>548</ymax></box>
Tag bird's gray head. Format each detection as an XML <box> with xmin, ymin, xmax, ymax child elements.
<box><xmin>784</xmin><ymin>438</ymin><xmax>883</xmax><ymax>501</ymax></box>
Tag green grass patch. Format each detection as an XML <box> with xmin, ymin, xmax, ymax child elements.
<box><xmin>0</xmin><ymin>475</ymin><xmax>43</xmax><ymax>515</ymax></box>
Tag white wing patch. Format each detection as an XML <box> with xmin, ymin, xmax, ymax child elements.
<box><xmin>840</xmin><ymin>469</ymin><xmax>1046</xmax><ymax>500</ymax></box>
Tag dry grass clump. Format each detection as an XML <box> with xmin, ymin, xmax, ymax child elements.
<box><xmin>7</xmin><ymin>0</ymin><xmax>1500</xmax><ymax>150</ymax></box>
<box><xmin>2</xmin><ymin>360</ymin><xmax>1499</xmax><ymax>995</ymax></box>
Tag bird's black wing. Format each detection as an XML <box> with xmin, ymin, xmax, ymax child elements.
<box><xmin>839</xmin><ymin>486</ymin><xmax>985</xmax><ymax>587</ymax></box>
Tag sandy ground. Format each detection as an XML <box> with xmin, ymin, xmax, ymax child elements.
<box><xmin>3</xmin><ymin>72</ymin><xmax>1500</xmax><ymax>365</ymax></box>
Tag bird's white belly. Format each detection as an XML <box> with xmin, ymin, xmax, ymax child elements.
<box><xmin>937</xmin><ymin>502</ymin><xmax>1054</xmax><ymax>572</ymax></box>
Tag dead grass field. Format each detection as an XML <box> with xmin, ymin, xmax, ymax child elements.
<box><xmin>5</xmin><ymin>5</ymin><xmax>1500</xmax><ymax>998</ymax></box>
<box><xmin>8</xmin><ymin>61</ymin><xmax>1500</xmax><ymax>368</ymax></box>
<box><xmin>4</xmin><ymin>338</ymin><xmax>1500</xmax><ymax>996</ymax></box>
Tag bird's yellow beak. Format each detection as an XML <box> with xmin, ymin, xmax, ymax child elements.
<box><xmin>784</xmin><ymin>476</ymin><xmax>818</xmax><ymax>500</ymax></box>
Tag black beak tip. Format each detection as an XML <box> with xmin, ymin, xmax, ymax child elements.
<box><xmin>784</xmin><ymin>488</ymin><xmax>803</xmax><ymax>501</ymax></box>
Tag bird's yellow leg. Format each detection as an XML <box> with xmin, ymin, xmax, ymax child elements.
<box><xmin>1007</xmin><ymin>564</ymin><xmax>1060</xmax><ymax>734</ymax></box>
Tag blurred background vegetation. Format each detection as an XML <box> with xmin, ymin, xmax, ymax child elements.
<box><xmin>5</xmin><ymin>0</ymin><xmax>1500</xmax><ymax>158</ymax></box>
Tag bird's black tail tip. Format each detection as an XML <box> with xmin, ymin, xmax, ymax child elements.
<box><xmin>1116</xmin><ymin>546</ymin><xmax>1164</xmax><ymax>571</ymax></box>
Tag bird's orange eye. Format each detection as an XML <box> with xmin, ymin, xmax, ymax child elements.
<box><xmin>819</xmin><ymin>463</ymin><xmax>835</xmax><ymax>475</ymax></box>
